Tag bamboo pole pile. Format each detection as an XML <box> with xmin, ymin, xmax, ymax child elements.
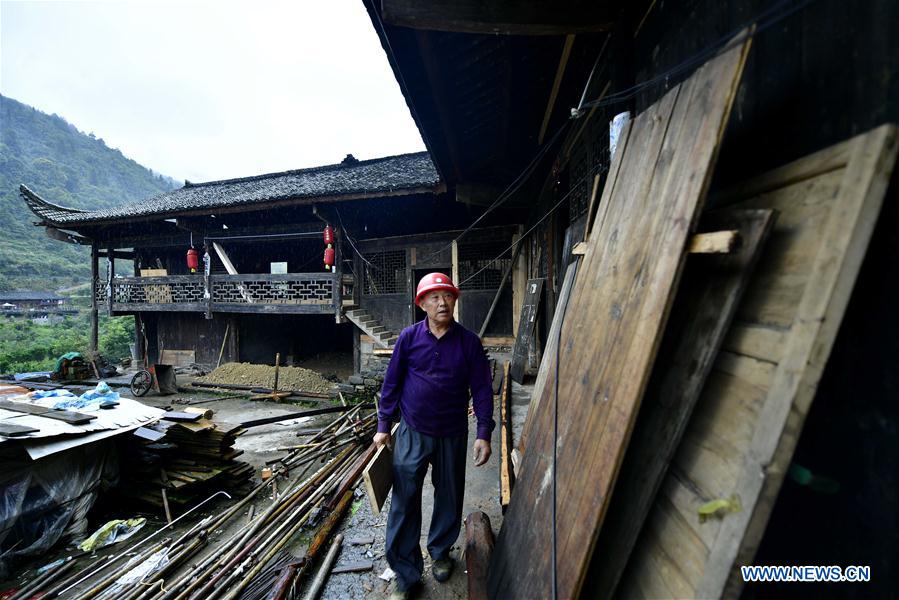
<box><xmin>22</xmin><ymin>406</ymin><xmax>377</xmax><ymax>600</ymax></box>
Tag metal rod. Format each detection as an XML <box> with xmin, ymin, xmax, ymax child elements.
<box><xmin>57</xmin><ymin>491</ymin><xmax>231</xmax><ymax>596</ymax></box>
<box><xmin>301</xmin><ymin>533</ymin><xmax>343</xmax><ymax>600</ymax></box>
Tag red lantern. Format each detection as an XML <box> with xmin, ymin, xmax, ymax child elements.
<box><xmin>186</xmin><ymin>248</ymin><xmax>199</xmax><ymax>273</ymax></box>
<box><xmin>323</xmin><ymin>246</ymin><xmax>335</xmax><ymax>269</ymax></box>
<box><xmin>323</xmin><ymin>225</ymin><xmax>334</xmax><ymax>245</ymax></box>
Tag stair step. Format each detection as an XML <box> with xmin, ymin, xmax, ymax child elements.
<box><xmin>369</xmin><ymin>326</ymin><xmax>387</xmax><ymax>334</ymax></box>
<box><xmin>346</xmin><ymin>309</ymin><xmax>368</xmax><ymax>319</ymax></box>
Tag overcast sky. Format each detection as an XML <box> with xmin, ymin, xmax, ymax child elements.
<box><xmin>0</xmin><ymin>0</ymin><xmax>425</xmax><ymax>183</ymax></box>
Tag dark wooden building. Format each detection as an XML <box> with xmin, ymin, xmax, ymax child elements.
<box><xmin>21</xmin><ymin>152</ymin><xmax>522</xmax><ymax>372</ymax></box>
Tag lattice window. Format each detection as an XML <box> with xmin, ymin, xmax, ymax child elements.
<box><xmin>213</xmin><ymin>278</ymin><xmax>334</xmax><ymax>305</ymax></box>
<box><xmin>362</xmin><ymin>250</ymin><xmax>406</xmax><ymax>295</ymax></box>
<box><xmin>458</xmin><ymin>240</ymin><xmax>512</xmax><ymax>290</ymax></box>
<box><xmin>111</xmin><ymin>278</ymin><xmax>205</xmax><ymax>304</ymax></box>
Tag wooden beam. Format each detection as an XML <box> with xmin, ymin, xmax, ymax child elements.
<box><xmin>451</xmin><ymin>240</ymin><xmax>460</xmax><ymax>321</ymax></box>
<box><xmin>45</xmin><ymin>226</ymin><xmax>91</xmax><ymax>245</ymax></box>
<box><xmin>500</xmin><ymin>361</ymin><xmax>514</xmax><ymax>511</ymax></box>
<box><xmin>382</xmin><ymin>1</ymin><xmax>614</xmax><ymax>35</ymax></box>
<box><xmin>539</xmin><ymin>35</ymin><xmax>575</xmax><ymax>145</ymax></box>
<box><xmin>106</xmin><ymin>245</ymin><xmax>114</xmax><ymax>318</ymax></box>
<box><xmin>478</xmin><ymin>237</ymin><xmax>525</xmax><ymax>338</ymax></box>
<box><xmin>98</xmin><ymin>250</ymin><xmax>136</xmax><ymax>260</ymax></box>
<box><xmin>90</xmin><ymin>242</ymin><xmax>99</xmax><ymax>353</ymax></box>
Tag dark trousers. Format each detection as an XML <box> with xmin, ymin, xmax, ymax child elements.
<box><xmin>385</xmin><ymin>420</ymin><xmax>467</xmax><ymax>589</ymax></box>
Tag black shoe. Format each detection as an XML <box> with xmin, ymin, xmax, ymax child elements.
<box><xmin>432</xmin><ymin>557</ymin><xmax>454</xmax><ymax>582</ymax></box>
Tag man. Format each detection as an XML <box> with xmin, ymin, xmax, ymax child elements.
<box><xmin>374</xmin><ymin>272</ymin><xmax>495</xmax><ymax>599</ymax></box>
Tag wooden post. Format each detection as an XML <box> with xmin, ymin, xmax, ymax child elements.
<box><xmin>465</xmin><ymin>512</ymin><xmax>495</xmax><ymax>600</ymax></box>
<box><xmin>90</xmin><ymin>242</ymin><xmax>99</xmax><ymax>353</ymax></box>
<box><xmin>513</xmin><ymin>227</ymin><xmax>527</xmax><ymax>333</ymax></box>
<box><xmin>451</xmin><ymin>240</ymin><xmax>460</xmax><ymax>322</ymax></box>
<box><xmin>105</xmin><ymin>245</ymin><xmax>114</xmax><ymax>317</ymax></box>
<box><xmin>334</xmin><ymin>227</ymin><xmax>342</xmax><ymax>322</ymax></box>
<box><xmin>204</xmin><ymin>244</ymin><xmax>213</xmax><ymax>320</ymax></box>
<box><xmin>478</xmin><ymin>234</ymin><xmax>525</xmax><ymax>338</ymax></box>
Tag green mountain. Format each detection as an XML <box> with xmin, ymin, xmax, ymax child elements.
<box><xmin>0</xmin><ymin>94</ymin><xmax>178</xmax><ymax>291</ymax></box>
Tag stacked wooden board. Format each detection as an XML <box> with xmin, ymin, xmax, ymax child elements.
<box><xmin>121</xmin><ymin>418</ymin><xmax>253</xmax><ymax>509</ymax></box>
<box><xmin>488</xmin><ymin>34</ymin><xmax>753</xmax><ymax>599</ymax></box>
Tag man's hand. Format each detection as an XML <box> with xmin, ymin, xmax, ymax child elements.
<box><xmin>473</xmin><ymin>439</ymin><xmax>491</xmax><ymax>466</ymax></box>
<box><xmin>373</xmin><ymin>432</ymin><xmax>392</xmax><ymax>450</ymax></box>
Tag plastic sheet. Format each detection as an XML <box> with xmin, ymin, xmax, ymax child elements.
<box><xmin>0</xmin><ymin>440</ymin><xmax>118</xmax><ymax>577</ymax></box>
<box><xmin>78</xmin><ymin>517</ymin><xmax>146</xmax><ymax>552</ymax></box>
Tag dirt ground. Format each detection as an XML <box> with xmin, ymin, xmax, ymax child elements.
<box><xmin>3</xmin><ymin>353</ymin><xmax>531</xmax><ymax>599</ymax></box>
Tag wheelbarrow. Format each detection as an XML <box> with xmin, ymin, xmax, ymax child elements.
<box><xmin>130</xmin><ymin>364</ymin><xmax>178</xmax><ymax>397</ymax></box>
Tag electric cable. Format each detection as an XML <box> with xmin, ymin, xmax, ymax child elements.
<box><xmin>457</xmin><ymin>161</ymin><xmax>607</xmax><ymax>288</ymax></box>
<box><xmin>416</xmin><ymin>119</ymin><xmax>573</xmax><ymax>265</ymax></box>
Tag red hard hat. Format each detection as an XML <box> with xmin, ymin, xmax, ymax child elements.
<box><xmin>415</xmin><ymin>272</ymin><xmax>460</xmax><ymax>306</ymax></box>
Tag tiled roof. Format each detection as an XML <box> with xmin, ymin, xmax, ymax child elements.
<box><xmin>21</xmin><ymin>152</ymin><xmax>440</xmax><ymax>227</ymax></box>
<box><xmin>0</xmin><ymin>291</ymin><xmax>66</xmax><ymax>302</ymax></box>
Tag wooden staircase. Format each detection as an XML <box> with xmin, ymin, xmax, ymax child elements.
<box><xmin>345</xmin><ymin>309</ymin><xmax>399</xmax><ymax>349</ymax></box>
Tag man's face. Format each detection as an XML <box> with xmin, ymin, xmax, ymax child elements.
<box><xmin>421</xmin><ymin>290</ymin><xmax>456</xmax><ymax>325</ymax></box>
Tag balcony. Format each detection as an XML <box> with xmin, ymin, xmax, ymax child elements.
<box><xmin>95</xmin><ymin>273</ymin><xmax>344</xmax><ymax>316</ymax></box>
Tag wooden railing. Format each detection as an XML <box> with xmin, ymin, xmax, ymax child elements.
<box><xmin>96</xmin><ymin>273</ymin><xmax>342</xmax><ymax>316</ymax></box>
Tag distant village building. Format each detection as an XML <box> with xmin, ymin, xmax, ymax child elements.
<box><xmin>0</xmin><ymin>291</ymin><xmax>67</xmax><ymax>310</ymax></box>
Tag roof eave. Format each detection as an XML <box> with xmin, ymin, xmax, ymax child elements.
<box><xmin>29</xmin><ymin>183</ymin><xmax>447</xmax><ymax>230</ymax></box>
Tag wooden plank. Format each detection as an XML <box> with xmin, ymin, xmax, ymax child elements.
<box><xmin>41</xmin><ymin>410</ymin><xmax>95</xmax><ymax>425</ymax></box>
<box><xmin>687</xmin><ymin>229</ymin><xmax>740</xmax><ymax>253</ymax></box>
<box><xmin>538</xmin><ymin>35</ymin><xmax>575</xmax><ymax>144</ymax></box>
<box><xmin>499</xmin><ymin>362</ymin><xmax>513</xmax><ymax>510</ymax></box>
<box><xmin>488</xmin><ymin>35</ymin><xmax>752</xmax><ymax>600</ymax></box>
<box><xmin>582</xmin><ymin>174</ymin><xmax>602</xmax><ymax>242</ymax></box>
<box><xmin>363</xmin><ymin>423</ymin><xmax>399</xmax><ymax>516</ymax></box>
<box><xmin>330</xmin><ymin>560</ymin><xmax>373</xmax><ymax>574</ymax></box>
<box><xmin>0</xmin><ymin>400</ymin><xmax>50</xmax><ymax>415</ymax></box>
<box><xmin>162</xmin><ymin>411</ymin><xmax>203</xmax><ymax>422</ymax></box>
<box><xmin>709</xmin><ymin>124</ymin><xmax>899</xmax><ymax>598</ymax></box>
<box><xmin>618</xmin><ymin>124</ymin><xmax>899</xmax><ymax>599</ymax></box>
<box><xmin>512</xmin><ymin>230</ymin><xmax>527</xmax><ymax>334</ymax></box>
<box><xmin>517</xmin><ymin>260</ymin><xmax>579</xmax><ymax>456</ymax></box>
<box><xmin>587</xmin><ymin>209</ymin><xmax>774</xmax><ymax>598</ymax></box>
<box><xmin>577</xmin><ymin>231</ymin><xmax>740</xmax><ymax>257</ymax></box>
<box><xmin>509</xmin><ymin>278</ymin><xmax>544</xmax><ymax>383</ymax></box>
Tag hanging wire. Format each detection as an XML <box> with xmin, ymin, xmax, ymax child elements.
<box><xmin>457</xmin><ymin>162</ymin><xmax>606</xmax><ymax>288</ymax></box>
<box><xmin>335</xmin><ymin>208</ymin><xmax>379</xmax><ymax>270</ymax></box>
<box><xmin>416</xmin><ymin>119</ymin><xmax>573</xmax><ymax>265</ymax></box>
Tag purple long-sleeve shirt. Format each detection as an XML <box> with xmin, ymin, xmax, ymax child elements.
<box><xmin>377</xmin><ymin>319</ymin><xmax>495</xmax><ymax>441</ymax></box>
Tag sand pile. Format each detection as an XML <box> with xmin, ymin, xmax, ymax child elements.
<box><xmin>196</xmin><ymin>362</ymin><xmax>335</xmax><ymax>394</ymax></box>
